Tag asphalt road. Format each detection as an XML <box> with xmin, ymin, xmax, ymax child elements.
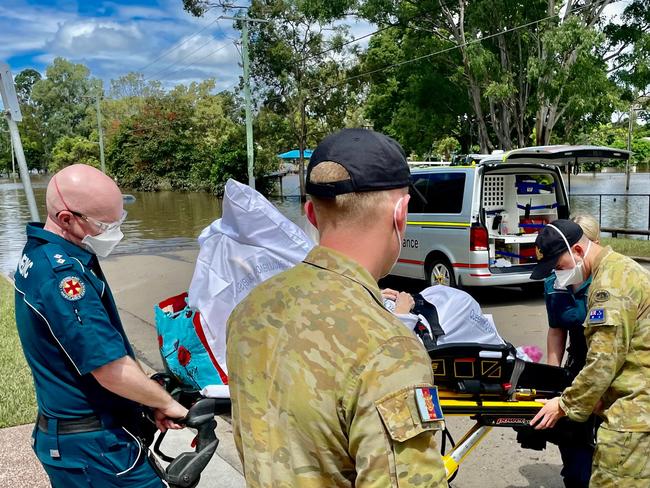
<box><xmin>9</xmin><ymin>253</ymin><xmax>646</xmax><ymax>487</ymax></box>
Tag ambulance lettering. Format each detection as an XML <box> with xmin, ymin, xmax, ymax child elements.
<box><xmin>402</xmin><ymin>238</ymin><xmax>419</xmax><ymax>249</ymax></box>
<box><xmin>18</xmin><ymin>254</ymin><xmax>34</xmax><ymax>278</ymax></box>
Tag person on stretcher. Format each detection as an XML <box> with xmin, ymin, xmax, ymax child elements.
<box><xmin>381</xmin><ymin>285</ymin><xmax>541</xmax><ymax>362</ymax></box>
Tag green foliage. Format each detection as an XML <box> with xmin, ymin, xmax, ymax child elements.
<box><xmin>363</xmin><ymin>27</ymin><xmax>469</xmax><ymax>156</ymax></box>
<box><xmin>0</xmin><ymin>277</ymin><xmax>38</xmax><ymax>428</ymax></box>
<box><xmin>14</xmin><ymin>69</ymin><xmax>42</xmax><ymax>105</ymax></box>
<box><xmin>574</xmin><ymin>123</ymin><xmax>650</xmax><ymax>169</ymax></box>
<box><xmin>50</xmin><ymin>134</ymin><xmax>100</xmax><ymax>173</ymax></box>
<box><xmin>0</xmin><ymin>119</ymin><xmax>11</xmax><ymax>175</ymax></box>
<box><xmin>436</xmin><ymin>137</ymin><xmax>461</xmax><ymax>161</ymax></box>
<box><xmin>358</xmin><ymin>0</ymin><xmax>641</xmax><ymax>151</ymax></box>
<box><xmin>30</xmin><ymin>58</ymin><xmax>99</xmax><ymax>165</ymax></box>
<box><xmin>106</xmin><ymin>79</ymin><xmax>279</xmax><ymax>194</ymax></box>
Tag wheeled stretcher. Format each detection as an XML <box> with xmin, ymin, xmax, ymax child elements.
<box><xmin>151</xmin><ymin>340</ymin><xmax>572</xmax><ymax>484</ymax></box>
<box><xmin>427</xmin><ymin>342</ymin><xmax>572</xmax><ymax>481</ymax></box>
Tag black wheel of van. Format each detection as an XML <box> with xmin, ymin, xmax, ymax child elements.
<box><xmin>426</xmin><ymin>258</ymin><xmax>456</xmax><ymax>288</ymax></box>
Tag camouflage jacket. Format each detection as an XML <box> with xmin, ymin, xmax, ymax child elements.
<box><xmin>559</xmin><ymin>247</ymin><xmax>650</xmax><ymax>431</ymax></box>
<box><xmin>226</xmin><ymin>245</ymin><xmax>447</xmax><ymax>487</ymax></box>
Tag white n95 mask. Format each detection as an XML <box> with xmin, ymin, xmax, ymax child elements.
<box><xmin>548</xmin><ymin>223</ymin><xmax>591</xmax><ymax>289</ymax></box>
<box><xmin>81</xmin><ymin>226</ymin><xmax>124</xmax><ymax>258</ymax></box>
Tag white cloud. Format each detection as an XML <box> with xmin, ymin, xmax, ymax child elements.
<box><xmin>0</xmin><ymin>0</ymin><xmax>370</xmax><ymax>92</ymax></box>
<box><xmin>48</xmin><ymin>20</ymin><xmax>144</xmax><ymax>56</ymax></box>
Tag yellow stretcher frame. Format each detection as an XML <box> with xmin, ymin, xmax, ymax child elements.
<box><xmin>438</xmin><ymin>389</ymin><xmax>545</xmax><ymax>481</ymax></box>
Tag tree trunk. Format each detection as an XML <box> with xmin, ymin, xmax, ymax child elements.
<box><xmin>441</xmin><ymin>0</ymin><xmax>493</xmax><ymax>153</ymax></box>
<box><xmin>467</xmin><ymin>76</ymin><xmax>493</xmax><ymax>153</ymax></box>
<box><xmin>298</xmin><ymin>96</ymin><xmax>307</xmax><ymax>202</ymax></box>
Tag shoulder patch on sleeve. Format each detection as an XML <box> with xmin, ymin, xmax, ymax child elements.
<box><xmin>588</xmin><ymin>308</ymin><xmax>605</xmax><ymax>324</ymax></box>
<box><xmin>42</xmin><ymin>244</ymin><xmax>73</xmax><ymax>272</ymax></box>
<box><xmin>59</xmin><ymin>276</ymin><xmax>86</xmax><ymax>301</ymax></box>
<box><xmin>376</xmin><ymin>386</ymin><xmax>444</xmax><ymax>443</ymax></box>
<box><xmin>415</xmin><ymin>386</ymin><xmax>444</xmax><ymax>423</ymax></box>
<box><xmin>593</xmin><ymin>289</ymin><xmax>610</xmax><ymax>303</ymax></box>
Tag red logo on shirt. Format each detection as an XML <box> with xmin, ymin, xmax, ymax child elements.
<box><xmin>59</xmin><ymin>276</ymin><xmax>85</xmax><ymax>301</ymax></box>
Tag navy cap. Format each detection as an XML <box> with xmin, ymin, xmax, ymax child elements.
<box><xmin>530</xmin><ymin>219</ymin><xmax>584</xmax><ymax>280</ymax></box>
<box><xmin>306</xmin><ymin>128</ymin><xmax>410</xmax><ymax>198</ymax></box>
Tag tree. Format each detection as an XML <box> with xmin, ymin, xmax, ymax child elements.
<box><xmin>362</xmin><ymin>26</ymin><xmax>472</xmax><ymax>156</ymax></box>
<box><xmin>0</xmin><ymin>119</ymin><xmax>11</xmax><ymax>175</ymax></box>
<box><xmin>107</xmin><ymin>90</ymin><xmax>203</xmax><ymax>190</ymax></box>
<box><xmin>50</xmin><ymin>134</ymin><xmax>100</xmax><ymax>173</ymax></box>
<box><xmin>182</xmin><ymin>0</ymin><xmax>359</xmax><ymax>199</ymax></box>
<box><xmin>109</xmin><ymin>72</ymin><xmax>164</xmax><ymax>99</ymax></box>
<box><xmin>14</xmin><ymin>69</ymin><xmax>42</xmax><ymax>105</ymax></box>
<box><xmin>436</xmin><ymin>136</ymin><xmax>461</xmax><ymax>160</ymax></box>
<box><xmin>360</xmin><ymin>0</ymin><xmax>626</xmax><ymax>150</ymax></box>
<box><xmin>30</xmin><ymin>58</ymin><xmax>99</xmax><ymax>163</ymax></box>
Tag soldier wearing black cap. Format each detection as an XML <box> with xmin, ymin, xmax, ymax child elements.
<box><xmin>227</xmin><ymin>128</ymin><xmax>447</xmax><ymax>487</ymax></box>
<box><xmin>531</xmin><ymin>219</ymin><xmax>650</xmax><ymax>487</ymax></box>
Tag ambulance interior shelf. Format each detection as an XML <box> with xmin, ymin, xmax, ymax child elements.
<box><xmin>482</xmin><ymin>173</ymin><xmax>559</xmax><ymax>267</ymax></box>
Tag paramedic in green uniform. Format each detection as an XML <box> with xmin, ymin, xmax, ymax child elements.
<box><xmin>531</xmin><ymin>219</ymin><xmax>650</xmax><ymax>487</ymax></box>
<box><xmin>14</xmin><ymin>164</ymin><xmax>187</xmax><ymax>487</ymax></box>
<box><xmin>227</xmin><ymin>129</ymin><xmax>448</xmax><ymax>487</ymax></box>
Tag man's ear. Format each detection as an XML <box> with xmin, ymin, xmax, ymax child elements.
<box><xmin>56</xmin><ymin>211</ymin><xmax>74</xmax><ymax>230</ymax></box>
<box><xmin>395</xmin><ymin>194</ymin><xmax>410</xmax><ymax>231</ymax></box>
<box><xmin>573</xmin><ymin>242</ymin><xmax>585</xmax><ymax>258</ymax></box>
<box><xmin>305</xmin><ymin>200</ymin><xmax>318</xmax><ymax>229</ymax></box>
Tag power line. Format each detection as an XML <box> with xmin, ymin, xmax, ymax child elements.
<box><xmin>319</xmin><ymin>5</ymin><xmax>590</xmax><ymax>93</ymax></box>
<box><xmin>137</xmin><ymin>15</ymin><xmax>224</xmax><ymax>76</ymax></box>
<box><xmin>143</xmin><ymin>20</ymin><xmax>231</xmax><ymax>81</ymax></box>
<box><xmin>298</xmin><ymin>24</ymin><xmax>392</xmax><ymax>64</ymax></box>
<box><xmin>164</xmin><ymin>42</ymin><xmax>235</xmax><ymax>81</ymax></box>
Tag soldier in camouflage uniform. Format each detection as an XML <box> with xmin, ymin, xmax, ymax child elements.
<box><xmin>227</xmin><ymin>128</ymin><xmax>447</xmax><ymax>487</ymax></box>
<box><xmin>531</xmin><ymin>219</ymin><xmax>650</xmax><ymax>487</ymax></box>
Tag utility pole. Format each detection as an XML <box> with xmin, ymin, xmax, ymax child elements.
<box><xmin>10</xmin><ymin>131</ymin><xmax>15</xmax><ymax>176</ymax></box>
<box><xmin>223</xmin><ymin>15</ymin><xmax>270</xmax><ymax>190</ymax></box>
<box><xmin>241</xmin><ymin>20</ymin><xmax>254</xmax><ymax>189</ymax></box>
<box><xmin>626</xmin><ymin>104</ymin><xmax>634</xmax><ymax>191</ymax></box>
<box><xmin>1</xmin><ymin>61</ymin><xmax>39</xmax><ymax>221</ymax></box>
<box><xmin>95</xmin><ymin>92</ymin><xmax>106</xmax><ymax>173</ymax></box>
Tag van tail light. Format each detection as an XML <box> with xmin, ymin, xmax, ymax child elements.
<box><xmin>470</xmin><ymin>224</ymin><xmax>489</xmax><ymax>251</ymax></box>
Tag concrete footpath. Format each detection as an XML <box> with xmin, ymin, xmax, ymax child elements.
<box><xmin>7</xmin><ymin>249</ymin><xmax>648</xmax><ymax>487</ymax></box>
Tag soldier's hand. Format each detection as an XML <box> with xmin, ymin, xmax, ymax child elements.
<box><xmin>394</xmin><ymin>292</ymin><xmax>415</xmax><ymax>314</ymax></box>
<box><xmin>531</xmin><ymin>397</ymin><xmax>566</xmax><ymax>430</ymax></box>
<box><xmin>154</xmin><ymin>400</ymin><xmax>188</xmax><ymax>432</ymax></box>
<box><xmin>381</xmin><ymin>288</ymin><xmax>399</xmax><ymax>301</ymax></box>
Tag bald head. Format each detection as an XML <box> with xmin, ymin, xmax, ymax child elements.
<box><xmin>44</xmin><ymin>164</ymin><xmax>124</xmax><ymax>245</ymax></box>
<box><xmin>46</xmin><ymin>164</ymin><xmax>123</xmax><ymax>223</ymax></box>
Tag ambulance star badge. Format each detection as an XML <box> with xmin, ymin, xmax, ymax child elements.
<box><xmin>59</xmin><ymin>276</ymin><xmax>85</xmax><ymax>301</ymax></box>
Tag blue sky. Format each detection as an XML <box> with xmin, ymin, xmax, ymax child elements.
<box><xmin>0</xmin><ymin>1</ymin><xmax>627</xmax><ymax>95</ymax></box>
<box><xmin>1</xmin><ymin>0</ymin><xmax>374</xmax><ymax>92</ymax></box>
<box><xmin>0</xmin><ymin>0</ymin><xmax>248</xmax><ymax>89</ymax></box>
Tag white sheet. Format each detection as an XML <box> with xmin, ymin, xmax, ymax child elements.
<box><xmin>187</xmin><ymin>179</ymin><xmax>315</xmax><ymax>374</ymax></box>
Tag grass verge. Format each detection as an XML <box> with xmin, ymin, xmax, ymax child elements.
<box><xmin>602</xmin><ymin>237</ymin><xmax>650</xmax><ymax>258</ymax></box>
<box><xmin>0</xmin><ymin>276</ymin><xmax>37</xmax><ymax>428</ymax></box>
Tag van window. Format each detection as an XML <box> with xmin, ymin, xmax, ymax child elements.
<box><xmin>409</xmin><ymin>173</ymin><xmax>466</xmax><ymax>213</ymax></box>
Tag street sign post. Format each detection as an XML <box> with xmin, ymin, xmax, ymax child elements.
<box><xmin>1</xmin><ymin>61</ymin><xmax>40</xmax><ymax>221</ymax></box>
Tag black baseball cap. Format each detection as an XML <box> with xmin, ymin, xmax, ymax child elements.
<box><xmin>530</xmin><ymin>219</ymin><xmax>584</xmax><ymax>280</ymax></box>
<box><xmin>306</xmin><ymin>128</ymin><xmax>410</xmax><ymax>198</ymax></box>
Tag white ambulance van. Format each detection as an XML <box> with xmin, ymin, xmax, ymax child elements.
<box><xmin>391</xmin><ymin>146</ymin><xmax>630</xmax><ymax>287</ymax></box>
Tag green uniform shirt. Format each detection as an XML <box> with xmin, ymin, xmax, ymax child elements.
<box><xmin>559</xmin><ymin>247</ymin><xmax>650</xmax><ymax>432</ymax></box>
<box><xmin>227</xmin><ymin>246</ymin><xmax>447</xmax><ymax>487</ymax></box>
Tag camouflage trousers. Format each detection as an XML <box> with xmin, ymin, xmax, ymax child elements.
<box><xmin>590</xmin><ymin>428</ymin><xmax>650</xmax><ymax>487</ymax></box>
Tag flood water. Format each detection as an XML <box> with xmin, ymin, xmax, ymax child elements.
<box><xmin>0</xmin><ymin>172</ymin><xmax>648</xmax><ymax>276</ymax></box>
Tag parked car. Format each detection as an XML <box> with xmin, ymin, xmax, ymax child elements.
<box><xmin>391</xmin><ymin>145</ymin><xmax>630</xmax><ymax>288</ymax></box>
